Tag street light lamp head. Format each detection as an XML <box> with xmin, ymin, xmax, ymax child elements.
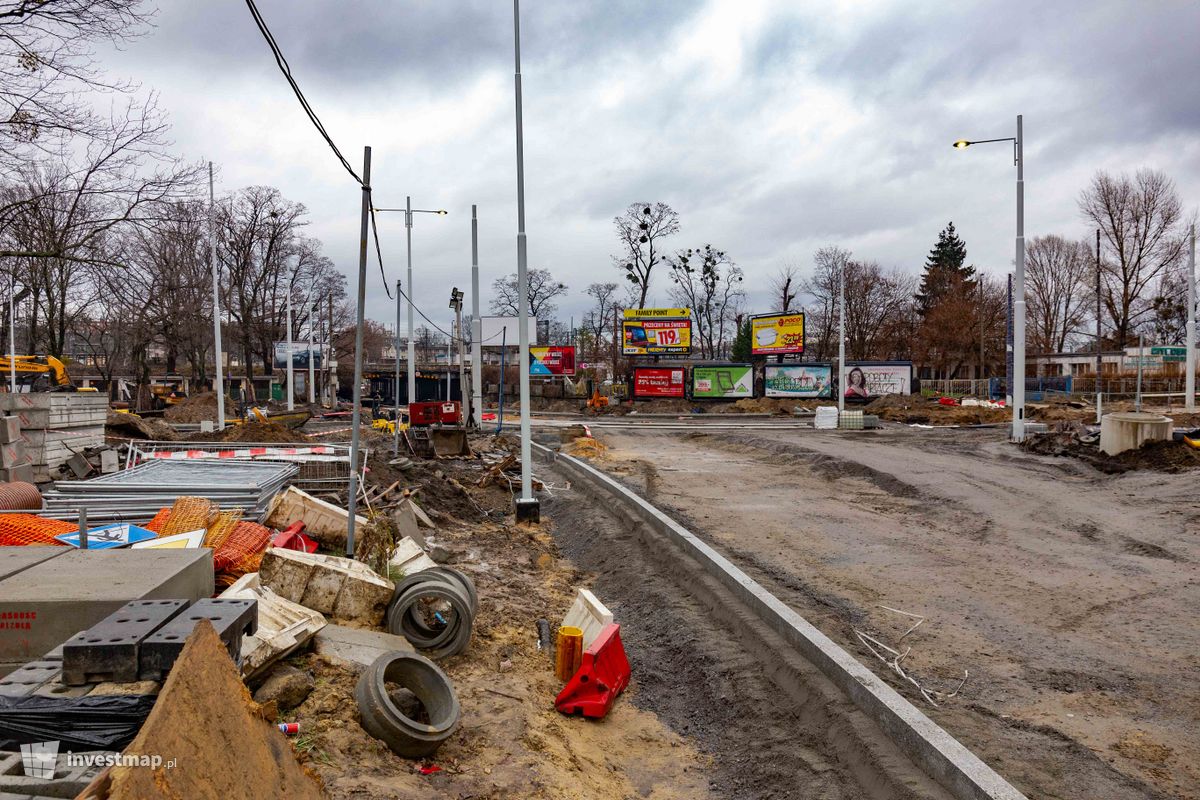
<box><xmin>953</xmin><ymin>139</ymin><xmax>971</xmax><ymax>149</ymax></box>
<box><xmin>436</xmin><ymin>210</ymin><xmax>448</xmax><ymax>215</ymax></box>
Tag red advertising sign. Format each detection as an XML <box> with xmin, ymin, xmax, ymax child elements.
<box><xmin>530</xmin><ymin>346</ymin><xmax>575</xmax><ymax>376</ymax></box>
<box><xmin>633</xmin><ymin>367</ymin><xmax>686</xmax><ymax>398</ymax></box>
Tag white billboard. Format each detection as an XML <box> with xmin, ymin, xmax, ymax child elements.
<box><xmin>479</xmin><ymin>316</ymin><xmax>538</xmax><ymax>348</ymax></box>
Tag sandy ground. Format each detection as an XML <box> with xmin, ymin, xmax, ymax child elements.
<box><xmin>589</xmin><ymin>425</ymin><xmax>1198</xmax><ymax>800</ymax></box>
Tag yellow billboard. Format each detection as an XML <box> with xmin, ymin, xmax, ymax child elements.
<box><xmin>750</xmin><ymin>312</ymin><xmax>805</xmax><ymax>355</ymax></box>
<box><xmin>622</xmin><ymin>308</ymin><xmax>691</xmax><ymax>355</ymax></box>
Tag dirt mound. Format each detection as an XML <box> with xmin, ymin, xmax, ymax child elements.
<box><xmin>568</xmin><ymin>436</ymin><xmax>608</xmax><ymax>459</ymax></box>
<box><xmin>101</xmin><ymin>621</ymin><xmax>323</xmax><ymax>800</ymax></box>
<box><xmin>163</xmin><ymin>391</ymin><xmax>236</xmax><ymax>423</ymax></box>
<box><xmin>859</xmin><ymin>394</ymin><xmax>1009</xmax><ymax>425</ymax></box>
<box><xmin>713</xmin><ymin>397</ymin><xmax>798</xmax><ymax>415</ymax></box>
<box><xmin>1022</xmin><ymin>432</ymin><xmax>1200</xmax><ymax>474</ymax></box>
<box><xmin>105</xmin><ymin>411</ymin><xmax>180</xmax><ymax>441</ymax></box>
<box><xmin>187</xmin><ymin>421</ymin><xmax>304</xmax><ymax>444</ymax></box>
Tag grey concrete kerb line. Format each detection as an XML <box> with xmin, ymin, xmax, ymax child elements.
<box><xmin>536</xmin><ymin>443</ymin><xmax>1028</xmax><ymax>800</ymax></box>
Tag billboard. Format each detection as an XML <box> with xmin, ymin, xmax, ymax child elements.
<box><xmin>751</xmin><ymin>313</ymin><xmax>805</xmax><ymax>355</ymax></box>
<box><xmin>691</xmin><ymin>365</ymin><xmax>753</xmax><ymax>399</ymax></box>
<box><xmin>844</xmin><ymin>361</ymin><xmax>912</xmax><ymax>399</ymax></box>
<box><xmin>479</xmin><ymin>316</ymin><xmax>538</xmax><ymax>347</ymax></box>
<box><xmin>529</xmin><ymin>346</ymin><xmax>575</xmax><ymax>376</ymax></box>
<box><xmin>273</xmin><ymin>341</ymin><xmax>325</xmax><ymax>369</ymax></box>
<box><xmin>633</xmin><ymin>367</ymin><xmax>686</xmax><ymax>398</ymax></box>
<box><xmin>765</xmin><ymin>364</ymin><xmax>832</xmax><ymax>398</ymax></box>
<box><xmin>622</xmin><ymin>308</ymin><xmax>691</xmax><ymax>355</ymax></box>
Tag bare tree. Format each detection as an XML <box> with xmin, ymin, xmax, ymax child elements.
<box><xmin>802</xmin><ymin>246</ymin><xmax>850</xmax><ymax>361</ymax></box>
<box><xmin>1025</xmin><ymin>234</ymin><xmax>1091</xmax><ymax>353</ymax></box>
<box><xmin>611</xmin><ymin>202</ymin><xmax>680</xmax><ymax>309</ymax></box>
<box><xmin>667</xmin><ymin>244</ymin><xmax>744</xmax><ymax>360</ymax></box>
<box><xmin>489</xmin><ymin>268</ymin><xmax>567</xmax><ymax>318</ymax></box>
<box><xmin>0</xmin><ymin>0</ymin><xmax>154</xmax><ymax>178</ymax></box>
<box><xmin>1078</xmin><ymin>169</ymin><xmax>1187</xmax><ymax>347</ymax></box>
<box><xmin>770</xmin><ymin>263</ymin><xmax>800</xmax><ymax>312</ymax></box>
<box><xmin>583</xmin><ymin>281</ymin><xmax>618</xmax><ymax>354</ymax></box>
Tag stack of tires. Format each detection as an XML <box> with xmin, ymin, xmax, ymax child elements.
<box><xmin>385</xmin><ymin>567</ymin><xmax>476</xmax><ymax>659</ymax></box>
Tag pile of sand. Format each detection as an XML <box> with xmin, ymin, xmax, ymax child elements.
<box><xmin>163</xmin><ymin>391</ymin><xmax>236</xmax><ymax>423</ymax></box>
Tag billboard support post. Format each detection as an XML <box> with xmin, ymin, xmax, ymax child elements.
<box><xmin>471</xmin><ymin>205</ymin><xmax>483</xmax><ymax>428</ymax></box>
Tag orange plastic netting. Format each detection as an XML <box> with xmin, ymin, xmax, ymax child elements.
<box><xmin>160</xmin><ymin>496</ymin><xmax>217</xmax><ymax>537</ymax></box>
<box><xmin>0</xmin><ymin>514</ymin><xmax>75</xmax><ymax>546</ymax></box>
<box><xmin>203</xmin><ymin>510</ymin><xmax>244</xmax><ymax>549</ymax></box>
<box><xmin>213</xmin><ymin>521</ymin><xmax>272</xmax><ymax>585</ymax></box>
<box><xmin>143</xmin><ymin>508</ymin><xmax>171</xmax><ymax>534</ymax></box>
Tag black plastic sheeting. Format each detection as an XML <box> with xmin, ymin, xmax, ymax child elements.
<box><xmin>0</xmin><ymin>694</ymin><xmax>156</xmax><ymax>751</ymax></box>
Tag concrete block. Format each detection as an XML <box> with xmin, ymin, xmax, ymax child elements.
<box><xmin>0</xmin><ymin>465</ymin><xmax>32</xmax><ymax>484</ymax></box>
<box><xmin>99</xmin><ymin>449</ymin><xmax>118</xmax><ymax>475</ymax></box>
<box><xmin>0</xmin><ymin>549</ymin><xmax>66</xmax><ymax>584</ymax></box>
<box><xmin>0</xmin><ymin>549</ymin><xmax>214</xmax><ymax>666</ymax></box>
<box><xmin>312</xmin><ymin>623</ymin><xmax>414</xmax><ymax>671</ymax></box>
<box><xmin>139</xmin><ymin>598</ymin><xmax>257</xmax><ymax>680</ymax></box>
<box><xmin>0</xmin><ymin>748</ymin><xmax>115</xmax><ymax>798</ymax></box>
<box><xmin>561</xmin><ymin>587</ymin><xmax>614</xmax><ymax>650</ymax></box>
<box><xmin>0</xmin><ymin>418</ymin><xmax>18</xmax><ymax>444</ymax></box>
<box><xmin>259</xmin><ymin>549</ymin><xmax>392</xmax><ymax>626</ymax></box>
<box><xmin>1100</xmin><ymin>411</ymin><xmax>1172</xmax><ymax>455</ymax></box>
<box><xmin>61</xmin><ymin>599</ymin><xmax>189</xmax><ymax>685</ymax></box>
<box><xmin>0</xmin><ymin>442</ymin><xmax>29</xmax><ymax>469</ymax></box>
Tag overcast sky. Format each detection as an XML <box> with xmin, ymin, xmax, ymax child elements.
<box><xmin>104</xmin><ymin>0</ymin><xmax>1200</xmax><ymax>330</ymax></box>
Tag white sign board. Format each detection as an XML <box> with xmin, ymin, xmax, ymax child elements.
<box><xmin>479</xmin><ymin>316</ymin><xmax>538</xmax><ymax>348</ymax></box>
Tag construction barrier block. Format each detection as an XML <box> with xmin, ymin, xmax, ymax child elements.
<box><xmin>554</xmin><ymin>623</ymin><xmax>630</xmax><ymax>720</ymax></box>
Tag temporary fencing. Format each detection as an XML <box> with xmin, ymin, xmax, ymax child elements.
<box><xmin>0</xmin><ymin>514</ymin><xmax>75</xmax><ymax>546</ymax></box>
<box><xmin>125</xmin><ymin>440</ymin><xmax>360</xmax><ymax>493</ymax></box>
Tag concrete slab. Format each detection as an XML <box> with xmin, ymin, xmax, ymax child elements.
<box><xmin>312</xmin><ymin>623</ymin><xmax>413</xmax><ymax>671</ymax></box>
<box><xmin>0</xmin><ymin>549</ymin><xmax>213</xmax><ymax>669</ymax></box>
<box><xmin>0</xmin><ymin>549</ymin><xmax>67</xmax><ymax>584</ymax></box>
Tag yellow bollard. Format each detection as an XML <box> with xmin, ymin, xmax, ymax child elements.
<box><xmin>555</xmin><ymin>626</ymin><xmax>584</xmax><ymax>681</ymax></box>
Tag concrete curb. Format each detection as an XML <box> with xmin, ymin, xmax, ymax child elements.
<box><xmin>537</xmin><ymin>444</ymin><xmax>1028</xmax><ymax>800</ymax></box>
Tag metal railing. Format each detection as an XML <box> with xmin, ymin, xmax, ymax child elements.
<box><xmin>123</xmin><ymin>440</ymin><xmax>361</xmax><ymax>493</ymax></box>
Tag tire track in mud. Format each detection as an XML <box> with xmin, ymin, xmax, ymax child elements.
<box><xmin>543</xmin><ymin>469</ymin><xmax>957</xmax><ymax>800</ymax></box>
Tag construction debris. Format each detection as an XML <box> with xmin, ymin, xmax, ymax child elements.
<box><xmin>87</xmin><ymin>621</ymin><xmax>325</xmax><ymax>800</ymax></box>
<box><xmin>220</xmin><ymin>573</ymin><xmax>326</xmax><ymax>680</ymax></box>
<box><xmin>561</xmin><ymin>587</ymin><xmax>614</xmax><ymax>650</ymax></box>
<box><xmin>259</xmin><ymin>548</ymin><xmax>394</xmax><ymax>626</ymax></box>
<box><xmin>312</xmin><ymin>622</ymin><xmax>415</xmax><ymax>670</ymax></box>
<box><xmin>355</xmin><ymin>650</ymin><xmax>460</xmax><ymax>758</ymax></box>
<box><xmin>384</xmin><ymin>568</ymin><xmax>475</xmax><ymax>659</ymax></box>
<box><xmin>267</xmin><ymin>484</ymin><xmax>367</xmax><ymax>549</ymax></box>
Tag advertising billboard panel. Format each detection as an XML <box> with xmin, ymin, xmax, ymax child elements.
<box><xmin>529</xmin><ymin>346</ymin><xmax>575</xmax><ymax>376</ymax></box>
<box><xmin>844</xmin><ymin>361</ymin><xmax>912</xmax><ymax>399</ymax></box>
<box><xmin>764</xmin><ymin>364</ymin><xmax>832</xmax><ymax>398</ymax></box>
<box><xmin>633</xmin><ymin>367</ymin><xmax>686</xmax><ymax>398</ymax></box>
<box><xmin>750</xmin><ymin>313</ymin><xmax>805</xmax><ymax>355</ymax></box>
<box><xmin>273</xmin><ymin>341</ymin><xmax>325</xmax><ymax>369</ymax></box>
<box><xmin>479</xmin><ymin>316</ymin><xmax>538</xmax><ymax>347</ymax></box>
<box><xmin>622</xmin><ymin>308</ymin><xmax>691</xmax><ymax>355</ymax></box>
<box><xmin>690</xmin><ymin>365</ymin><xmax>753</xmax><ymax>399</ymax></box>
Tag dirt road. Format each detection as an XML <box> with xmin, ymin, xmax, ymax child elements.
<box><xmin>590</xmin><ymin>425</ymin><xmax>1197</xmax><ymax>800</ymax></box>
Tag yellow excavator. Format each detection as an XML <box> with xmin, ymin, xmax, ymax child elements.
<box><xmin>0</xmin><ymin>355</ymin><xmax>93</xmax><ymax>392</ymax></box>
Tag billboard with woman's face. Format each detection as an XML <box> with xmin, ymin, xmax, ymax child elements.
<box><xmin>844</xmin><ymin>362</ymin><xmax>912</xmax><ymax>398</ymax></box>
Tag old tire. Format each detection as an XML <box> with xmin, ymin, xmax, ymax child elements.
<box><xmin>390</xmin><ymin>581</ymin><xmax>473</xmax><ymax>659</ymax></box>
<box><xmin>355</xmin><ymin>651</ymin><xmax>459</xmax><ymax>758</ymax></box>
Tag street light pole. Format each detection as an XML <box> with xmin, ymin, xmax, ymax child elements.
<box><xmin>393</xmin><ymin>279</ymin><xmax>401</xmax><ymax>456</ymax></box>
<box><xmin>286</xmin><ymin>286</ymin><xmax>294</xmax><ymax>412</ymax></box>
<box><xmin>471</xmin><ymin>206</ymin><xmax>483</xmax><ymax>428</ymax></box>
<box><xmin>512</xmin><ymin>0</ymin><xmax>537</xmax><ymax>522</ymax></box>
<box><xmin>952</xmin><ymin>114</ymin><xmax>1026</xmax><ymax>440</ymax></box>
<box><xmin>307</xmin><ymin>294</ymin><xmax>315</xmax><ymax>405</ymax></box>
<box><xmin>1186</xmin><ymin>223</ymin><xmax>1196</xmax><ymax>413</ymax></box>
<box><xmin>208</xmin><ymin>162</ymin><xmax>225</xmax><ymax>429</ymax></box>
<box><xmin>346</xmin><ymin>145</ymin><xmax>372</xmax><ymax>559</ymax></box>
<box><xmin>406</xmin><ymin>195</ymin><xmax>415</xmax><ymax>408</ymax></box>
<box><xmin>838</xmin><ymin>254</ymin><xmax>845</xmax><ymax>415</ymax></box>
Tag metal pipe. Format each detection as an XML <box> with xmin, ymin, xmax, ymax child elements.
<box><xmin>346</xmin><ymin>146</ymin><xmax>372</xmax><ymax>558</ymax></box>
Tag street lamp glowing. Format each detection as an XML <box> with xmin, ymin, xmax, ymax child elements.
<box><xmin>953</xmin><ymin>139</ymin><xmax>971</xmax><ymax>149</ymax></box>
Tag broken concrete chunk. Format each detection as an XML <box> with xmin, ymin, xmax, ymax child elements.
<box><xmin>388</xmin><ymin>536</ymin><xmax>437</xmax><ymax>577</ymax></box>
<box><xmin>253</xmin><ymin>663</ymin><xmax>314</xmax><ymax>711</ymax></box>
<box><xmin>312</xmin><ymin>623</ymin><xmax>414</xmax><ymax>671</ymax></box>
<box><xmin>259</xmin><ymin>549</ymin><xmax>393</xmax><ymax>626</ymax></box>
<box><xmin>220</xmin><ymin>572</ymin><xmax>326</xmax><ymax>680</ymax></box>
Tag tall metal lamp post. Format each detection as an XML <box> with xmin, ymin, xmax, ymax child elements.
<box><xmin>953</xmin><ymin>114</ymin><xmax>1026</xmax><ymax>441</ymax></box>
<box><xmin>372</xmin><ymin>202</ymin><xmax>447</xmax><ymax>408</ymax></box>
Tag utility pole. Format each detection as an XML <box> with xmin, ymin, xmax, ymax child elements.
<box><xmin>286</xmin><ymin>287</ymin><xmax>294</xmax><ymax>411</ymax></box>
<box><xmin>512</xmin><ymin>0</ymin><xmax>537</xmax><ymax>522</ymax></box>
<box><xmin>1095</xmin><ymin>229</ymin><xmax>1103</xmax><ymax>422</ymax></box>
<box><xmin>1136</xmin><ymin>333</ymin><xmax>1144</xmax><ymax>412</ymax></box>
<box><xmin>346</xmin><ymin>146</ymin><xmax>371</xmax><ymax>558</ymax></box>
<box><xmin>837</xmin><ymin>254</ymin><xmax>845</xmax><ymax>414</ymax></box>
<box><xmin>1186</xmin><ymin>224</ymin><xmax>1196</xmax><ymax>413</ymax></box>
<box><xmin>393</xmin><ymin>279</ymin><xmax>401</xmax><ymax>456</ymax></box>
<box><xmin>470</xmin><ymin>206</ymin><xmax>483</xmax><ymax>428</ymax></box>
<box><xmin>307</xmin><ymin>294</ymin><xmax>315</xmax><ymax>405</ymax></box>
<box><xmin>446</xmin><ymin>331</ymin><xmax>451</xmax><ymax>401</ymax></box>
<box><xmin>1012</xmin><ymin>114</ymin><xmax>1026</xmax><ymax>442</ymax></box>
<box><xmin>208</xmin><ymin>162</ymin><xmax>225</xmax><ymax>429</ymax></box>
<box><xmin>7</xmin><ymin>278</ymin><xmax>15</xmax><ymax>394</ymax></box>
<box><xmin>327</xmin><ymin>295</ymin><xmax>335</xmax><ymax>407</ymax></box>
<box><xmin>406</xmin><ymin>196</ymin><xmax>416</xmax><ymax>409</ymax></box>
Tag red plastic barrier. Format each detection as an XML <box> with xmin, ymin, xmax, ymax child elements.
<box><xmin>555</xmin><ymin>623</ymin><xmax>631</xmax><ymax>719</ymax></box>
<box><xmin>273</xmin><ymin>521</ymin><xmax>317</xmax><ymax>553</ymax></box>
<box><xmin>937</xmin><ymin>396</ymin><xmax>959</xmax><ymax>406</ymax></box>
